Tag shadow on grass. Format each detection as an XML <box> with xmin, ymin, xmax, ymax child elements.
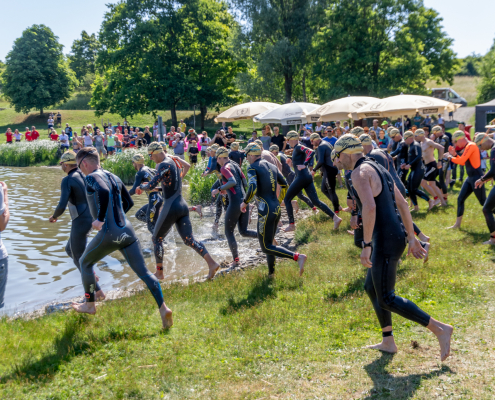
<box><xmin>220</xmin><ymin>276</ymin><xmax>276</xmax><ymax>315</ymax></box>
<box><xmin>363</xmin><ymin>352</ymin><xmax>452</xmax><ymax>399</ymax></box>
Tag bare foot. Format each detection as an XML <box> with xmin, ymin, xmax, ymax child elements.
<box><xmin>297</xmin><ymin>254</ymin><xmax>307</xmax><ymax>276</ymax></box>
<box><xmin>195</xmin><ymin>205</ymin><xmax>203</xmax><ymax>218</ymax></box>
<box><xmin>365</xmin><ymin>339</ymin><xmax>398</xmax><ymax>354</ymax></box>
<box><xmin>96</xmin><ymin>290</ymin><xmax>106</xmax><ymax>301</ymax></box>
<box><xmin>333</xmin><ymin>214</ymin><xmax>342</xmax><ymax>230</ymax></box>
<box><xmin>95</xmin><ymin>275</ymin><xmax>100</xmax><ymax>282</ymax></box>
<box><xmin>413</xmin><ymin>206</ymin><xmax>420</xmax><ymax>212</ymax></box>
<box><xmin>292</xmin><ymin>200</ymin><xmax>299</xmax><ymax>213</ymax></box>
<box><xmin>428</xmin><ymin>199</ymin><xmax>437</xmax><ymax>210</ymax></box>
<box><xmin>159</xmin><ymin>304</ymin><xmax>173</xmax><ymax>329</ymax></box>
<box><xmin>154</xmin><ymin>267</ymin><xmax>164</xmax><ymax>280</ymax></box>
<box><xmin>71</xmin><ymin>301</ymin><xmax>96</xmax><ymax>315</ymax></box>
<box><xmin>213</xmin><ymin>222</ymin><xmax>219</xmax><ymax>230</ymax></box>
<box><xmin>342</xmin><ymin>207</ymin><xmax>351</xmax><ymax>213</ymax></box>
<box><xmin>228</xmin><ymin>261</ymin><xmax>240</xmax><ymax>268</ymax></box>
<box><xmin>312</xmin><ymin>207</ymin><xmax>319</xmax><ymax>214</ymax></box>
<box><xmin>347</xmin><ymin>230</ymin><xmax>354</xmax><ymax>236</ymax></box>
<box><xmin>422</xmin><ymin>242</ymin><xmax>430</xmax><ymax>263</ymax></box>
<box><xmin>482</xmin><ymin>238</ymin><xmax>495</xmax><ymax>245</ymax></box>
<box><xmin>207</xmin><ymin>263</ymin><xmax>220</xmax><ymax>280</ymax></box>
<box><xmin>273</xmin><ymin>238</ymin><xmax>279</xmax><ymax>246</ymax></box>
<box><xmin>278</xmin><ymin>221</ymin><xmax>283</xmax><ymax>227</ymax></box>
<box><xmin>285</xmin><ymin>224</ymin><xmax>295</xmax><ymax>232</ymax></box>
<box><xmin>447</xmin><ymin>223</ymin><xmax>461</xmax><ymax>229</ymax></box>
<box><xmin>418</xmin><ymin>232</ymin><xmax>430</xmax><ymax>243</ymax></box>
<box><xmin>435</xmin><ymin>324</ymin><xmax>454</xmax><ymax>361</ymax></box>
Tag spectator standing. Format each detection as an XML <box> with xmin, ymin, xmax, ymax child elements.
<box><xmin>172</xmin><ymin>134</ymin><xmax>186</xmax><ymax>159</ymax></box>
<box><xmin>25</xmin><ymin>127</ymin><xmax>32</xmax><ymax>142</ymax></box>
<box><xmin>199</xmin><ymin>132</ymin><xmax>210</xmax><ymax>159</ymax></box>
<box><xmin>50</xmin><ymin>129</ymin><xmax>59</xmax><ymax>142</ymax></box>
<box><xmin>213</xmin><ymin>130</ymin><xmax>227</xmax><ymax>147</ymax></box>
<box><xmin>315</xmin><ymin>121</ymin><xmax>324</xmax><ymax>135</ymax></box>
<box><xmin>64</xmin><ymin>124</ymin><xmax>72</xmax><ymax>140</ymax></box>
<box><xmin>404</xmin><ymin>115</ymin><xmax>412</xmax><ymax>130</ymax></box>
<box><xmin>413</xmin><ymin>112</ymin><xmax>422</xmax><ymax>127</ymax></box>
<box><xmin>225</xmin><ymin>126</ymin><xmax>237</xmax><ymax>148</ymax></box>
<box><xmin>378</xmin><ymin>129</ymin><xmax>389</xmax><ymax>149</ymax></box>
<box><xmin>260</xmin><ymin>125</ymin><xmax>272</xmax><ymax>150</ymax></box>
<box><xmin>59</xmin><ymin>131</ymin><xmax>70</xmax><ymax>150</ymax></box>
<box><xmin>395</xmin><ymin>118</ymin><xmax>403</xmax><ymax>129</ymax></box>
<box><xmin>13</xmin><ymin>130</ymin><xmax>22</xmax><ymax>142</ymax></box>
<box><xmin>325</xmin><ymin>127</ymin><xmax>337</xmax><ymax>146</ymax></box>
<box><xmin>116</xmin><ymin>123</ymin><xmax>122</xmax><ymax>134</ymax></box>
<box><xmin>0</xmin><ymin>181</ymin><xmax>10</xmax><ymax>309</ymax></box>
<box><xmin>437</xmin><ymin>114</ymin><xmax>445</xmax><ymax>130</ymax></box>
<box><xmin>30</xmin><ymin>126</ymin><xmax>39</xmax><ymax>141</ymax></box>
<box><xmin>270</xmin><ymin>126</ymin><xmax>286</xmax><ymax>151</ymax></box>
<box><xmin>5</xmin><ymin>129</ymin><xmax>13</xmax><ymax>144</ymax></box>
<box><xmin>47</xmin><ymin>115</ymin><xmax>54</xmax><ymax>133</ymax></box>
<box><xmin>300</xmin><ymin>130</ymin><xmax>312</xmax><ymax>149</ymax></box>
<box><xmin>143</xmin><ymin>127</ymin><xmax>152</xmax><ymax>145</ymax></box>
<box><xmin>93</xmin><ymin>129</ymin><xmax>106</xmax><ymax>158</ymax></box>
<box><xmin>82</xmin><ymin>130</ymin><xmax>93</xmax><ymax>147</ymax></box>
<box><xmin>370</xmin><ymin>119</ymin><xmax>380</xmax><ymax>135</ymax></box>
<box><xmin>153</xmin><ymin>122</ymin><xmax>159</xmax><ymax>140</ymax></box>
<box><xmin>343</xmin><ymin>121</ymin><xmax>350</xmax><ymax>132</ymax></box>
<box><xmin>458</xmin><ymin>121</ymin><xmax>472</xmax><ymax>140</ymax></box>
<box><xmin>179</xmin><ymin>119</ymin><xmax>187</xmax><ymax>134</ymax></box>
<box><xmin>106</xmin><ymin>130</ymin><xmax>116</xmax><ymax>155</ymax></box>
<box><xmin>423</xmin><ymin>114</ymin><xmax>432</xmax><ymax>131</ymax></box>
<box><xmin>136</xmin><ymin>131</ymin><xmax>145</xmax><ymax>148</ymax></box>
<box><xmin>186</xmin><ymin>129</ymin><xmax>199</xmax><ymax>144</ymax></box>
<box><xmin>188</xmin><ymin>140</ymin><xmax>199</xmax><ymax>165</ymax></box>
<box><xmin>56</xmin><ymin>112</ymin><xmax>62</xmax><ymax>127</ymax></box>
<box><xmin>72</xmin><ymin>132</ymin><xmax>82</xmax><ymax>152</ymax></box>
<box><xmin>247</xmin><ymin>131</ymin><xmax>258</xmax><ymax>144</ymax></box>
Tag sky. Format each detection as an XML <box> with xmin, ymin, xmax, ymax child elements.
<box><xmin>0</xmin><ymin>0</ymin><xmax>494</xmax><ymax>62</ymax></box>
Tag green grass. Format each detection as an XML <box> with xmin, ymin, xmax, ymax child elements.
<box><xmin>427</xmin><ymin>76</ymin><xmax>479</xmax><ymax>106</ymax></box>
<box><xmin>1</xmin><ymin>180</ymin><xmax>495</xmax><ymax>399</ymax></box>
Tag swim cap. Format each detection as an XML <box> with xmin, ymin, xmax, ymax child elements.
<box><xmin>132</xmin><ymin>154</ymin><xmax>145</xmax><ymax>164</ymax></box>
<box><xmin>269</xmin><ymin>144</ymin><xmax>279</xmax><ymax>152</ymax></box>
<box><xmin>210</xmin><ymin>143</ymin><xmax>220</xmax><ymax>151</ymax></box>
<box><xmin>244</xmin><ymin>143</ymin><xmax>262</xmax><ymax>156</ymax></box>
<box><xmin>334</xmin><ymin>134</ymin><xmax>364</xmax><ymax>156</ymax></box>
<box><xmin>148</xmin><ymin>142</ymin><xmax>164</xmax><ymax>154</ymax></box>
<box><xmin>350</xmin><ymin>127</ymin><xmax>364</xmax><ymax>136</ymax></box>
<box><xmin>60</xmin><ymin>150</ymin><xmax>77</xmax><ymax>164</ymax></box>
<box><xmin>230</xmin><ymin>142</ymin><xmax>240</xmax><ymax>150</ymax></box>
<box><xmin>386</xmin><ymin>126</ymin><xmax>393</xmax><ymax>134</ymax></box>
<box><xmin>414</xmin><ymin>129</ymin><xmax>425</xmax><ymax>137</ymax></box>
<box><xmin>286</xmin><ymin>131</ymin><xmax>299</xmax><ymax>140</ymax></box>
<box><xmin>431</xmin><ymin>125</ymin><xmax>442</xmax><ymax>134</ymax></box>
<box><xmin>310</xmin><ymin>133</ymin><xmax>321</xmax><ymax>141</ymax></box>
<box><xmin>388</xmin><ymin>128</ymin><xmax>400</xmax><ymax>138</ymax></box>
<box><xmin>403</xmin><ymin>131</ymin><xmax>414</xmax><ymax>140</ymax></box>
<box><xmin>452</xmin><ymin>130</ymin><xmax>466</xmax><ymax>143</ymax></box>
<box><xmin>359</xmin><ymin>134</ymin><xmax>373</xmax><ymax>146</ymax></box>
<box><xmin>206</xmin><ymin>147</ymin><xmax>211</xmax><ymax>152</ymax></box>
<box><xmin>216</xmin><ymin>147</ymin><xmax>229</xmax><ymax>158</ymax></box>
<box><xmin>254</xmin><ymin>139</ymin><xmax>263</xmax><ymax>147</ymax></box>
<box><xmin>474</xmin><ymin>133</ymin><xmax>490</xmax><ymax>147</ymax></box>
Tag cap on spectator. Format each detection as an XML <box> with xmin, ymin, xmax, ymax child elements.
<box><xmin>359</xmin><ymin>134</ymin><xmax>373</xmax><ymax>145</ymax></box>
<box><xmin>452</xmin><ymin>130</ymin><xmax>466</xmax><ymax>142</ymax></box>
<box><xmin>132</xmin><ymin>154</ymin><xmax>145</xmax><ymax>164</ymax></box>
<box><xmin>60</xmin><ymin>151</ymin><xmax>77</xmax><ymax>164</ymax></box>
<box><xmin>381</xmin><ymin>121</ymin><xmax>388</xmax><ymax>126</ymax></box>
<box><xmin>286</xmin><ymin>131</ymin><xmax>299</xmax><ymax>140</ymax></box>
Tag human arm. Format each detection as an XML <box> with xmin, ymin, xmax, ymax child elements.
<box><xmin>140</xmin><ymin>164</ymin><xmax>166</xmax><ymax>192</ymax></box>
<box><xmin>219</xmin><ymin>165</ymin><xmax>237</xmax><ymax>191</ymax></box>
<box><xmin>129</xmin><ymin>171</ymin><xmax>144</xmax><ymax>196</ymax></box>
<box><xmin>120</xmin><ymin>183</ymin><xmax>134</xmax><ymax>213</ymax></box>
<box><xmin>449</xmin><ymin>143</ymin><xmax>477</xmax><ymax>166</ymax></box>
<box><xmin>85</xmin><ymin>174</ymin><xmax>110</xmax><ymax>223</ymax></box>
<box><xmin>476</xmin><ymin>149</ymin><xmax>495</xmax><ymax>187</ymax></box>
<box><xmin>243</xmin><ymin>166</ymin><xmax>258</xmax><ymax>205</ymax></box>
<box><xmin>173</xmin><ymin>157</ymin><xmax>190</xmax><ymax>178</ymax></box>
<box><xmin>408</xmin><ymin>144</ymin><xmax>422</xmax><ymax>167</ymax></box>
<box><xmin>313</xmin><ymin>145</ymin><xmax>325</xmax><ymax>172</ymax></box>
<box><xmin>51</xmin><ymin>177</ymin><xmax>71</xmax><ymax>220</ymax></box>
<box><xmin>429</xmin><ymin>140</ymin><xmax>445</xmax><ymax>161</ymax></box>
<box><xmin>0</xmin><ymin>182</ymin><xmax>10</xmax><ymax>232</ymax></box>
<box><xmin>390</xmin><ymin>143</ymin><xmax>402</xmax><ymax>157</ymax></box>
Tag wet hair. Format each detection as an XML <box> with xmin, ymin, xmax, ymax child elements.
<box><xmin>76</xmin><ymin>147</ymin><xmax>100</xmax><ymax>165</ymax></box>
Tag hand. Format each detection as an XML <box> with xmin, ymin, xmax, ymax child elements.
<box><xmin>407</xmin><ymin>238</ymin><xmax>427</xmax><ymax>259</ymax></box>
<box><xmin>296</xmin><ymin>165</ymin><xmax>306</xmax><ymax>170</ymax></box>
<box><xmin>437</xmin><ymin>162</ymin><xmax>442</xmax><ymax>169</ymax></box>
<box><xmin>49</xmin><ymin>216</ymin><xmax>57</xmax><ymax>223</ymax></box>
<box><xmin>220</xmin><ymin>190</ymin><xmax>228</xmax><ymax>195</ymax></box>
<box><xmin>448</xmin><ymin>145</ymin><xmax>456</xmax><ymax>157</ymax></box>
<box><xmin>350</xmin><ymin>215</ymin><xmax>359</xmax><ymax>229</ymax></box>
<box><xmin>240</xmin><ymin>202</ymin><xmax>247</xmax><ymax>213</ymax></box>
<box><xmin>475</xmin><ymin>179</ymin><xmax>485</xmax><ymax>189</ymax></box>
<box><xmin>211</xmin><ymin>189</ymin><xmax>219</xmax><ymax>197</ymax></box>
<box><xmin>400</xmin><ymin>164</ymin><xmax>405</xmax><ymax>169</ymax></box>
<box><xmin>360</xmin><ymin>247</ymin><xmax>372</xmax><ymax>268</ymax></box>
<box><xmin>286</xmin><ymin>158</ymin><xmax>293</xmax><ymax>167</ymax></box>
<box><xmin>135</xmin><ymin>188</ymin><xmax>143</xmax><ymax>195</ymax></box>
<box><xmin>404</xmin><ymin>164</ymin><xmax>411</xmax><ymax>170</ymax></box>
<box><xmin>92</xmin><ymin>220</ymin><xmax>104</xmax><ymax>231</ymax></box>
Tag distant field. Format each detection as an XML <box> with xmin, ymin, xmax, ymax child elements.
<box><xmin>427</xmin><ymin>76</ymin><xmax>479</xmax><ymax>106</ymax></box>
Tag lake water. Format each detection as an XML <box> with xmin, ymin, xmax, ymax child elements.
<box><xmin>0</xmin><ymin>166</ymin><xmax>256</xmax><ymax>316</ymax></box>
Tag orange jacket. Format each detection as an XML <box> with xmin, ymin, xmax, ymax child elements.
<box><xmin>451</xmin><ymin>142</ymin><xmax>480</xmax><ymax>169</ymax></box>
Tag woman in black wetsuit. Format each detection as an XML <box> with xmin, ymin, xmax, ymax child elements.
<box><xmin>212</xmin><ymin>147</ymin><xmax>257</xmax><ymax>267</ymax></box>
<box><xmin>283</xmin><ymin>131</ymin><xmax>342</xmax><ymax>232</ymax></box>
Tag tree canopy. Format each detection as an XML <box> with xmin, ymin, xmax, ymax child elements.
<box><xmin>2</xmin><ymin>25</ymin><xmax>77</xmax><ymax>115</ymax></box>
<box><xmin>477</xmin><ymin>41</ymin><xmax>495</xmax><ymax>104</ymax></box>
<box><xmin>68</xmin><ymin>31</ymin><xmax>100</xmax><ymax>81</ymax></box>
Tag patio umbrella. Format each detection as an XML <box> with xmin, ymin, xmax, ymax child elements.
<box><xmin>350</xmin><ymin>93</ymin><xmax>462</xmax><ymax>133</ymax></box>
<box><xmin>214</xmin><ymin>101</ymin><xmax>280</xmax><ymax>123</ymax></box>
<box><xmin>253</xmin><ymin>102</ymin><xmax>321</xmax><ymax>126</ymax></box>
<box><xmin>306</xmin><ymin>96</ymin><xmax>379</xmax><ymax>122</ymax></box>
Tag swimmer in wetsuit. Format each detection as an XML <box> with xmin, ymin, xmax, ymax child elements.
<box><xmin>212</xmin><ymin>147</ymin><xmax>257</xmax><ymax>267</ymax></box>
<box><xmin>240</xmin><ymin>144</ymin><xmax>308</xmax><ymax>276</ymax></box>
<box><xmin>334</xmin><ymin>134</ymin><xmax>453</xmax><ymax>361</ymax></box>
<box><xmin>228</xmin><ymin>142</ymin><xmax>246</xmax><ymax>167</ymax></box>
<box><xmin>203</xmin><ymin>144</ymin><xmax>228</xmax><ymax>227</ymax></box>
<box><xmin>389</xmin><ymin>129</ymin><xmax>410</xmax><ymax>189</ymax></box>
<box><xmin>447</xmin><ymin>130</ymin><xmax>486</xmax><ymax>229</ymax></box>
<box><xmin>432</xmin><ymin>125</ymin><xmax>451</xmax><ymax>202</ymax></box>
<box><xmin>49</xmin><ymin>151</ymin><xmax>105</xmax><ymax>301</ymax></box>
<box><xmin>141</xmin><ymin>142</ymin><xmax>221</xmax><ymax>280</ymax></box>
<box><xmin>283</xmin><ymin>131</ymin><xmax>342</xmax><ymax>232</ymax></box>
<box><xmin>71</xmin><ymin>147</ymin><xmax>173</xmax><ymax>329</ymax></box>
<box><xmin>474</xmin><ymin>133</ymin><xmax>495</xmax><ymax>244</ymax></box>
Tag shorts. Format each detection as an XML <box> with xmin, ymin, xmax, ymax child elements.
<box><xmin>107</xmin><ymin>146</ymin><xmax>115</xmax><ymax>152</ymax></box>
<box><xmin>61</xmin><ymin>145</ymin><xmax>69</xmax><ymax>150</ymax></box>
<box><xmin>175</xmin><ymin>153</ymin><xmax>185</xmax><ymax>160</ymax></box>
<box><xmin>96</xmin><ymin>146</ymin><xmax>107</xmax><ymax>154</ymax></box>
<box><xmin>201</xmin><ymin>150</ymin><xmax>206</xmax><ymax>157</ymax></box>
<box><xmin>424</xmin><ymin>161</ymin><xmax>439</xmax><ymax>182</ymax></box>
<box><xmin>48</xmin><ymin>125</ymin><xmax>53</xmax><ymax>129</ymax></box>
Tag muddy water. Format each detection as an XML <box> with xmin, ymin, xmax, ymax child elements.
<box><xmin>0</xmin><ymin>166</ymin><xmax>257</xmax><ymax>316</ymax></box>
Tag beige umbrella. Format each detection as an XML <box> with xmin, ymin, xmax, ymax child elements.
<box><xmin>306</xmin><ymin>96</ymin><xmax>379</xmax><ymax>122</ymax></box>
<box><xmin>214</xmin><ymin>101</ymin><xmax>280</xmax><ymax>123</ymax></box>
<box><xmin>350</xmin><ymin>93</ymin><xmax>462</xmax><ymax>133</ymax></box>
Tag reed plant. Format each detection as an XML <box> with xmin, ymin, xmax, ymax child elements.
<box><xmin>187</xmin><ymin>157</ymin><xmax>217</xmax><ymax>205</ymax></box>
<box><xmin>102</xmin><ymin>148</ymin><xmax>154</xmax><ymax>185</ymax></box>
<box><xmin>0</xmin><ymin>140</ymin><xmax>60</xmax><ymax>166</ymax></box>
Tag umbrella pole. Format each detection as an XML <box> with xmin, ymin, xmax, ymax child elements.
<box><xmin>402</xmin><ymin>115</ymin><xmax>404</xmax><ymax>135</ymax></box>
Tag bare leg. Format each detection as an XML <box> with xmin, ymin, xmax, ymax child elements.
<box><xmin>292</xmin><ymin>200</ymin><xmax>299</xmax><ymax>213</ymax></box>
<box><xmin>297</xmin><ymin>254</ymin><xmax>307</xmax><ymax>276</ymax></box>
<box><xmin>154</xmin><ymin>264</ymin><xmax>164</xmax><ymax>280</ymax></box>
<box><xmin>71</xmin><ymin>301</ymin><xmax>96</xmax><ymax>315</ymax></box>
<box><xmin>366</xmin><ymin>327</ymin><xmax>398</xmax><ymax>353</ymax></box>
<box><xmin>159</xmin><ymin>303</ymin><xmax>173</xmax><ymax>329</ymax></box>
<box><xmin>426</xmin><ymin>317</ymin><xmax>454</xmax><ymax>361</ymax></box>
<box><xmin>285</xmin><ymin>223</ymin><xmax>295</xmax><ymax>232</ymax></box>
<box><xmin>333</xmin><ymin>214</ymin><xmax>342</xmax><ymax>230</ymax></box>
<box><xmin>418</xmin><ymin>232</ymin><xmax>430</xmax><ymax>242</ymax></box>
<box><xmin>95</xmin><ymin>290</ymin><xmax>106</xmax><ymax>301</ymax></box>
<box><xmin>205</xmin><ymin>253</ymin><xmax>220</xmax><ymax>280</ymax></box>
<box><xmin>448</xmin><ymin>216</ymin><xmax>462</xmax><ymax>229</ymax></box>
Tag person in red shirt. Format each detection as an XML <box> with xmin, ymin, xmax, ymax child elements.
<box><xmin>31</xmin><ymin>126</ymin><xmax>40</xmax><ymax>141</ymax></box>
<box><xmin>25</xmin><ymin>127</ymin><xmax>32</xmax><ymax>142</ymax></box>
<box><xmin>116</xmin><ymin>123</ymin><xmax>122</xmax><ymax>133</ymax></box>
<box><xmin>50</xmin><ymin>130</ymin><xmax>59</xmax><ymax>141</ymax></box>
<box><xmin>5</xmin><ymin>128</ymin><xmax>13</xmax><ymax>144</ymax></box>
<box><xmin>458</xmin><ymin>122</ymin><xmax>472</xmax><ymax>141</ymax></box>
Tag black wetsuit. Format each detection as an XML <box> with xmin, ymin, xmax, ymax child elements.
<box><xmin>218</xmin><ymin>160</ymin><xmax>257</xmax><ymax>262</ymax></box>
<box><xmin>244</xmin><ymin>158</ymin><xmax>295</xmax><ymax>274</ymax></box>
<box><xmin>482</xmin><ymin>144</ymin><xmax>495</xmax><ymax>234</ymax></box>
<box><xmin>205</xmin><ymin>156</ymin><xmax>228</xmax><ymax>224</ymax></box>
<box><xmin>434</xmin><ymin>134</ymin><xmax>450</xmax><ymax>197</ymax></box>
<box><xmin>129</xmin><ymin>166</ymin><xmax>164</xmax><ymax>263</ymax></box>
<box><xmin>351</xmin><ymin>157</ymin><xmax>431</xmax><ymax>328</ymax></box>
<box><xmin>313</xmin><ymin>141</ymin><xmax>340</xmax><ymax>212</ymax></box>
<box><xmin>284</xmin><ymin>144</ymin><xmax>335</xmax><ymax>224</ymax></box>
<box><xmin>344</xmin><ymin>170</ymin><xmax>364</xmax><ymax>248</ymax></box>
<box><xmin>229</xmin><ymin>150</ymin><xmax>246</xmax><ymax>168</ymax></box>
<box><xmin>390</xmin><ymin>140</ymin><xmax>409</xmax><ymax>188</ymax></box>
<box><xmin>141</xmin><ymin>156</ymin><xmax>209</xmax><ymax>264</ymax></box>
<box><xmin>52</xmin><ymin>168</ymin><xmax>102</xmax><ymax>293</ymax></box>
<box><xmin>279</xmin><ymin>153</ymin><xmax>314</xmax><ymax>209</ymax></box>
<box><xmin>406</xmin><ymin>141</ymin><xmax>429</xmax><ymax>206</ymax></box>
<box><xmin>80</xmin><ymin>169</ymin><xmax>164</xmax><ymax>307</ymax></box>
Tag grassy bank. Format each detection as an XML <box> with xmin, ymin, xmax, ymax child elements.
<box><xmin>1</xmin><ymin>183</ymin><xmax>495</xmax><ymax>398</ymax></box>
<box><xmin>427</xmin><ymin>76</ymin><xmax>479</xmax><ymax>106</ymax></box>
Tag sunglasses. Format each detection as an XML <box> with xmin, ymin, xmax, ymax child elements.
<box><xmin>77</xmin><ymin>150</ymin><xmax>96</xmax><ymax>169</ymax></box>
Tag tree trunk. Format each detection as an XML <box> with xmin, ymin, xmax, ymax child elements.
<box><xmin>284</xmin><ymin>72</ymin><xmax>293</xmax><ymax>104</ymax></box>
<box><xmin>200</xmin><ymin>105</ymin><xmax>207</xmax><ymax>130</ymax></box>
<box><xmin>40</xmin><ymin>108</ymin><xmax>43</xmax><ymax>116</ymax></box>
<box><xmin>302</xmin><ymin>72</ymin><xmax>307</xmax><ymax>102</ymax></box>
<box><xmin>171</xmin><ymin>103</ymin><xmax>178</xmax><ymax>128</ymax></box>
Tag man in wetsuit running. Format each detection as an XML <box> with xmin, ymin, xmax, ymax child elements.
<box><xmin>414</xmin><ymin>129</ymin><xmax>447</xmax><ymax>207</ymax></box>
<box><xmin>284</xmin><ymin>131</ymin><xmax>342</xmax><ymax>232</ymax></box>
<box><xmin>334</xmin><ymin>134</ymin><xmax>453</xmax><ymax>361</ymax></box>
<box><xmin>203</xmin><ymin>144</ymin><xmax>228</xmax><ymax>228</ymax></box>
<box><xmin>49</xmin><ymin>151</ymin><xmax>105</xmax><ymax>301</ymax></box>
<box><xmin>212</xmin><ymin>147</ymin><xmax>257</xmax><ymax>267</ymax></box>
<box><xmin>240</xmin><ymin>144</ymin><xmax>308</xmax><ymax>276</ymax></box>
<box><xmin>72</xmin><ymin>147</ymin><xmax>173</xmax><ymax>329</ymax></box>
<box><xmin>389</xmin><ymin>129</ymin><xmax>409</xmax><ymax>188</ymax></box>
<box><xmin>447</xmin><ymin>130</ymin><xmax>486</xmax><ymax>229</ymax></box>
<box><xmin>432</xmin><ymin>125</ymin><xmax>451</xmax><ymax>203</ymax></box>
<box><xmin>141</xmin><ymin>142</ymin><xmax>221</xmax><ymax>280</ymax></box>
<box><xmin>310</xmin><ymin>133</ymin><xmax>341</xmax><ymax>214</ymax></box>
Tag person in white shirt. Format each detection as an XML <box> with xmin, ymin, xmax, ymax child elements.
<box><xmin>199</xmin><ymin>132</ymin><xmax>211</xmax><ymax>159</ymax></box>
<box><xmin>343</xmin><ymin>121</ymin><xmax>350</xmax><ymax>132</ymax></box>
<box><xmin>59</xmin><ymin>132</ymin><xmax>70</xmax><ymax>150</ymax></box>
<box><xmin>437</xmin><ymin>114</ymin><xmax>445</xmax><ymax>129</ymax></box>
<box><xmin>47</xmin><ymin>117</ymin><xmax>54</xmax><ymax>133</ymax></box>
<box><xmin>315</xmin><ymin>121</ymin><xmax>323</xmax><ymax>134</ymax></box>
<box><xmin>0</xmin><ymin>181</ymin><xmax>10</xmax><ymax>309</ymax></box>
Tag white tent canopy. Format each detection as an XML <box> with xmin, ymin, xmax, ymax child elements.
<box><xmin>306</xmin><ymin>96</ymin><xmax>380</xmax><ymax>122</ymax></box>
<box><xmin>253</xmin><ymin>102</ymin><xmax>321</xmax><ymax>126</ymax></box>
<box><xmin>214</xmin><ymin>102</ymin><xmax>280</xmax><ymax>122</ymax></box>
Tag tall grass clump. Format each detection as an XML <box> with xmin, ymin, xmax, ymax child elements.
<box><xmin>187</xmin><ymin>157</ymin><xmax>217</xmax><ymax>205</ymax></box>
<box><xmin>102</xmin><ymin>148</ymin><xmax>154</xmax><ymax>185</ymax></box>
<box><xmin>0</xmin><ymin>140</ymin><xmax>60</xmax><ymax>166</ymax></box>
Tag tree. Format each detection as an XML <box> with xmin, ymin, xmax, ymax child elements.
<box><xmin>234</xmin><ymin>0</ymin><xmax>315</xmax><ymax>103</ymax></box>
<box><xmin>456</xmin><ymin>54</ymin><xmax>482</xmax><ymax>77</ymax></box>
<box><xmin>477</xmin><ymin>43</ymin><xmax>495</xmax><ymax>104</ymax></box>
<box><xmin>68</xmin><ymin>31</ymin><xmax>100</xmax><ymax>81</ymax></box>
<box><xmin>312</xmin><ymin>0</ymin><xmax>456</xmax><ymax>100</ymax></box>
<box><xmin>2</xmin><ymin>25</ymin><xmax>77</xmax><ymax>115</ymax></box>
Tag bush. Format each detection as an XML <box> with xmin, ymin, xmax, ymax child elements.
<box><xmin>187</xmin><ymin>158</ymin><xmax>217</xmax><ymax>205</ymax></box>
<box><xmin>0</xmin><ymin>140</ymin><xmax>61</xmax><ymax>166</ymax></box>
<box><xmin>102</xmin><ymin>148</ymin><xmax>154</xmax><ymax>185</ymax></box>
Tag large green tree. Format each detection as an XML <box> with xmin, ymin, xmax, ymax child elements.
<box><xmin>68</xmin><ymin>31</ymin><xmax>100</xmax><ymax>81</ymax></box>
<box><xmin>2</xmin><ymin>25</ymin><xmax>77</xmax><ymax>115</ymax></box>
<box><xmin>477</xmin><ymin>41</ymin><xmax>495</xmax><ymax>104</ymax></box>
<box><xmin>313</xmin><ymin>0</ymin><xmax>456</xmax><ymax>100</ymax></box>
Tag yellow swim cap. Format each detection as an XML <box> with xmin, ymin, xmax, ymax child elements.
<box><xmin>230</xmin><ymin>142</ymin><xmax>240</xmax><ymax>150</ymax></box>
<box><xmin>403</xmin><ymin>131</ymin><xmax>414</xmax><ymax>140</ymax></box>
<box><xmin>350</xmin><ymin>127</ymin><xmax>365</xmax><ymax>136</ymax></box>
<box><xmin>474</xmin><ymin>133</ymin><xmax>489</xmax><ymax>147</ymax></box>
<box><xmin>388</xmin><ymin>128</ymin><xmax>400</xmax><ymax>138</ymax></box>
<box><xmin>431</xmin><ymin>125</ymin><xmax>442</xmax><ymax>134</ymax></box>
<box><xmin>254</xmin><ymin>139</ymin><xmax>263</xmax><ymax>147</ymax></box>
<box><xmin>286</xmin><ymin>130</ymin><xmax>299</xmax><ymax>141</ymax></box>
<box><xmin>269</xmin><ymin>144</ymin><xmax>279</xmax><ymax>152</ymax></box>
<box><xmin>452</xmin><ymin>130</ymin><xmax>466</xmax><ymax>143</ymax></box>
<box><xmin>60</xmin><ymin>150</ymin><xmax>77</xmax><ymax>164</ymax></box>
<box><xmin>415</xmin><ymin>129</ymin><xmax>425</xmax><ymax>137</ymax></box>
<box><xmin>215</xmin><ymin>147</ymin><xmax>229</xmax><ymax>158</ymax></box>
<box><xmin>334</xmin><ymin>134</ymin><xmax>364</xmax><ymax>156</ymax></box>
<box><xmin>359</xmin><ymin>134</ymin><xmax>373</xmax><ymax>146</ymax></box>
<box><xmin>147</xmin><ymin>142</ymin><xmax>163</xmax><ymax>154</ymax></box>
<box><xmin>309</xmin><ymin>133</ymin><xmax>321</xmax><ymax>141</ymax></box>
<box><xmin>132</xmin><ymin>154</ymin><xmax>145</xmax><ymax>164</ymax></box>
<box><xmin>210</xmin><ymin>143</ymin><xmax>220</xmax><ymax>151</ymax></box>
<box><xmin>244</xmin><ymin>143</ymin><xmax>262</xmax><ymax>156</ymax></box>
